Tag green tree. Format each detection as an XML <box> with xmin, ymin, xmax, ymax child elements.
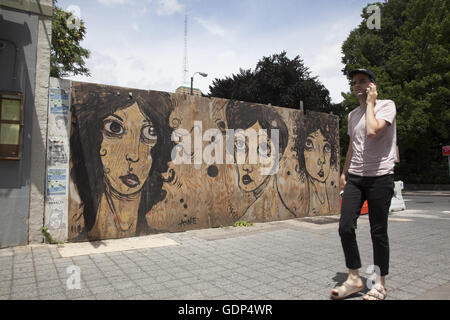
<box><xmin>341</xmin><ymin>0</ymin><xmax>450</xmax><ymax>184</ymax></box>
<box><xmin>50</xmin><ymin>3</ymin><xmax>90</xmax><ymax>78</ymax></box>
<box><xmin>209</xmin><ymin>51</ymin><xmax>333</xmax><ymax>112</ymax></box>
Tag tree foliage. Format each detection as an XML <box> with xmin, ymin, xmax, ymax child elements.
<box><xmin>50</xmin><ymin>4</ymin><xmax>90</xmax><ymax>78</ymax></box>
<box><xmin>209</xmin><ymin>51</ymin><xmax>334</xmax><ymax>113</ymax></box>
<box><xmin>341</xmin><ymin>0</ymin><xmax>450</xmax><ymax>184</ymax></box>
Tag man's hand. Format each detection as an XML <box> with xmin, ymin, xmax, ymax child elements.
<box><xmin>340</xmin><ymin>173</ymin><xmax>347</xmax><ymax>191</ymax></box>
<box><xmin>366</xmin><ymin>82</ymin><xmax>378</xmax><ymax>105</ymax></box>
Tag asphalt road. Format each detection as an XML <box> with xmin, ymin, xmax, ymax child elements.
<box><xmin>402</xmin><ymin>190</ymin><xmax>450</xmax><ymax>212</ymax></box>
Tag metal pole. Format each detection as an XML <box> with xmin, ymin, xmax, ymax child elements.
<box><xmin>448</xmin><ymin>155</ymin><xmax>450</xmax><ymax>177</ymax></box>
<box><xmin>190</xmin><ymin>76</ymin><xmax>193</xmax><ymax>95</ymax></box>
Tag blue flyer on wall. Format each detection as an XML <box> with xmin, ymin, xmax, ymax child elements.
<box><xmin>49</xmin><ymin>88</ymin><xmax>70</xmax><ymax>115</ymax></box>
<box><xmin>47</xmin><ymin>168</ymin><xmax>67</xmax><ymax>196</ymax></box>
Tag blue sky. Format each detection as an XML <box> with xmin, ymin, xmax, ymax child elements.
<box><xmin>58</xmin><ymin>0</ymin><xmax>376</xmax><ymax>103</ymax></box>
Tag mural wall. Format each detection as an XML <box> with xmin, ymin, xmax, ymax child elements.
<box><xmin>68</xmin><ymin>82</ymin><xmax>340</xmax><ymax>241</ymax></box>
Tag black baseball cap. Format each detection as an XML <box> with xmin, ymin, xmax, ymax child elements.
<box><xmin>349</xmin><ymin>68</ymin><xmax>376</xmax><ymax>83</ymax></box>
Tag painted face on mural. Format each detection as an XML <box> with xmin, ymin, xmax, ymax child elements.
<box><xmin>234</xmin><ymin>121</ymin><xmax>275</xmax><ymax>192</ymax></box>
<box><xmin>303</xmin><ymin>129</ymin><xmax>331</xmax><ymax>183</ymax></box>
<box><xmin>100</xmin><ymin>102</ymin><xmax>157</xmax><ymax>195</ymax></box>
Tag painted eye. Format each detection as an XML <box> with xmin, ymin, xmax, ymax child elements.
<box><xmin>235</xmin><ymin>138</ymin><xmax>246</xmax><ymax>151</ymax></box>
<box><xmin>305</xmin><ymin>139</ymin><xmax>314</xmax><ymax>150</ymax></box>
<box><xmin>216</xmin><ymin>120</ymin><xmax>226</xmax><ymax>130</ymax></box>
<box><xmin>324</xmin><ymin>143</ymin><xmax>331</xmax><ymax>153</ymax></box>
<box><xmin>141</xmin><ymin>124</ymin><xmax>158</xmax><ymax>144</ymax></box>
<box><xmin>103</xmin><ymin>120</ymin><xmax>124</xmax><ymax>136</ymax></box>
<box><xmin>258</xmin><ymin>142</ymin><xmax>271</xmax><ymax>158</ymax></box>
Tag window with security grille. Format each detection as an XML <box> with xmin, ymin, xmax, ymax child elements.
<box><xmin>0</xmin><ymin>92</ymin><xmax>24</xmax><ymax>160</ymax></box>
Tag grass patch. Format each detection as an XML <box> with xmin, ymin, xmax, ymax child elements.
<box><xmin>41</xmin><ymin>226</ymin><xmax>62</xmax><ymax>244</ymax></box>
<box><xmin>233</xmin><ymin>220</ymin><xmax>253</xmax><ymax>227</ymax></box>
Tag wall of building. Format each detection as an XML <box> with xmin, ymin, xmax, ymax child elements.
<box><xmin>28</xmin><ymin>0</ymin><xmax>53</xmax><ymax>244</ymax></box>
<box><xmin>0</xmin><ymin>0</ymin><xmax>52</xmax><ymax>248</ymax></box>
<box><xmin>0</xmin><ymin>7</ymin><xmax>38</xmax><ymax>248</ymax></box>
<box><xmin>65</xmin><ymin>81</ymin><xmax>340</xmax><ymax>242</ymax></box>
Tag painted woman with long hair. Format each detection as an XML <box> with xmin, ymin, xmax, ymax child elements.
<box><xmin>225</xmin><ymin>100</ymin><xmax>295</xmax><ymax>221</ymax></box>
<box><xmin>293</xmin><ymin>112</ymin><xmax>339</xmax><ymax>216</ymax></box>
<box><xmin>70</xmin><ymin>83</ymin><xmax>175</xmax><ymax>240</ymax></box>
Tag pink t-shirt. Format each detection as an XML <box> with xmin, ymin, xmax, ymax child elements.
<box><xmin>347</xmin><ymin>100</ymin><xmax>397</xmax><ymax>176</ymax></box>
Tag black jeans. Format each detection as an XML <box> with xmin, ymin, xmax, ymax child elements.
<box><xmin>339</xmin><ymin>174</ymin><xmax>394</xmax><ymax>276</ymax></box>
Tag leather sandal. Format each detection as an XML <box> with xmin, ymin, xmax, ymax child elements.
<box><xmin>362</xmin><ymin>283</ymin><xmax>387</xmax><ymax>300</ymax></box>
<box><xmin>330</xmin><ymin>281</ymin><xmax>364</xmax><ymax>300</ymax></box>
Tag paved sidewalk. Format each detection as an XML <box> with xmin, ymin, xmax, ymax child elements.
<box><xmin>1</xmin><ymin>205</ymin><xmax>450</xmax><ymax>300</ymax></box>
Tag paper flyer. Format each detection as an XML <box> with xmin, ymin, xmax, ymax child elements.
<box><xmin>49</xmin><ymin>88</ymin><xmax>70</xmax><ymax>115</ymax></box>
<box><xmin>47</xmin><ymin>168</ymin><xmax>68</xmax><ymax>196</ymax></box>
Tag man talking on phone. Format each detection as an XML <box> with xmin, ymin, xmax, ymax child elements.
<box><xmin>330</xmin><ymin>69</ymin><xmax>397</xmax><ymax>300</ymax></box>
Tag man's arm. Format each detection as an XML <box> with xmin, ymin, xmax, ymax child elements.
<box><xmin>365</xmin><ymin>83</ymin><xmax>389</xmax><ymax>137</ymax></box>
<box><xmin>366</xmin><ymin>104</ymin><xmax>389</xmax><ymax>137</ymax></box>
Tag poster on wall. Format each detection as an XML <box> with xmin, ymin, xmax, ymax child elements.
<box><xmin>47</xmin><ymin>168</ymin><xmax>68</xmax><ymax>196</ymax></box>
<box><xmin>48</xmin><ymin>88</ymin><xmax>70</xmax><ymax>138</ymax></box>
<box><xmin>48</xmin><ymin>138</ymin><xmax>68</xmax><ymax>165</ymax></box>
<box><xmin>46</xmin><ymin>197</ymin><xmax>67</xmax><ymax>230</ymax></box>
<box><xmin>49</xmin><ymin>113</ymin><xmax>70</xmax><ymax>137</ymax></box>
<box><xmin>49</xmin><ymin>88</ymin><xmax>70</xmax><ymax>115</ymax></box>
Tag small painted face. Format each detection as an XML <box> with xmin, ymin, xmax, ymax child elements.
<box><xmin>235</xmin><ymin>121</ymin><xmax>274</xmax><ymax>192</ymax></box>
<box><xmin>55</xmin><ymin>118</ymin><xmax>65</xmax><ymax>129</ymax></box>
<box><xmin>352</xmin><ymin>73</ymin><xmax>372</xmax><ymax>97</ymax></box>
<box><xmin>100</xmin><ymin>102</ymin><xmax>157</xmax><ymax>195</ymax></box>
<box><xmin>303</xmin><ymin>129</ymin><xmax>331</xmax><ymax>183</ymax></box>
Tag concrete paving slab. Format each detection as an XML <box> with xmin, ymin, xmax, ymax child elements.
<box><xmin>412</xmin><ymin>282</ymin><xmax>450</xmax><ymax>300</ymax></box>
<box><xmin>187</xmin><ymin>222</ymin><xmax>284</xmax><ymax>241</ymax></box>
<box><xmin>57</xmin><ymin>234</ymin><xmax>180</xmax><ymax>258</ymax></box>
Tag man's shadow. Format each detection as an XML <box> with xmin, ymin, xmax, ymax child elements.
<box><xmin>331</xmin><ymin>272</ymin><xmax>371</xmax><ymax>299</ymax></box>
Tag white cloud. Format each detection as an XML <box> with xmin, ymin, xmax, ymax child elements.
<box><xmin>131</xmin><ymin>5</ymin><xmax>148</xmax><ymax>18</ymax></box>
<box><xmin>307</xmin><ymin>19</ymin><xmax>362</xmax><ymax>103</ymax></box>
<box><xmin>97</xmin><ymin>0</ymin><xmax>134</xmax><ymax>6</ymax></box>
<box><xmin>217</xmin><ymin>50</ymin><xmax>237</xmax><ymax>63</ymax></box>
<box><xmin>156</xmin><ymin>0</ymin><xmax>183</xmax><ymax>16</ymax></box>
<box><xmin>67</xmin><ymin>36</ymin><xmax>182</xmax><ymax>94</ymax></box>
<box><xmin>131</xmin><ymin>23</ymin><xmax>139</xmax><ymax>31</ymax></box>
<box><xmin>309</xmin><ymin>42</ymin><xmax>346</xmax><ymax>102</ymax></box>
<box><xmin>194</xmin><ymin>17</ymin><xmax>227</xmax><ymax>37</ymax></box>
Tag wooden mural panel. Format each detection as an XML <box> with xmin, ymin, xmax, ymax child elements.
<box><xmin>68</xmin><ymin>82</ymin><xmax>339</xmax><ymax>241</ymax></box>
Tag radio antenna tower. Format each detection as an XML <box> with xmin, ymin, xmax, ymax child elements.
<box><xmin>182</xmin><ymin>6</ymin><xmax>189</xmax><ymax>84</ymax></box>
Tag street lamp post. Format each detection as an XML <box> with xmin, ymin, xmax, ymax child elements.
<box><xmin>191</xmin><ymin>72</ymin><xmax>208</xmax><ymax>95</ymax></box>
